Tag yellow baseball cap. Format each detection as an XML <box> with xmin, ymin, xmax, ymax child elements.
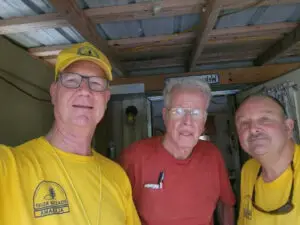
<box><xmin>55</xmin><ymin>42</ymin><xmax>113</xmax><ymax>81</ymax></box>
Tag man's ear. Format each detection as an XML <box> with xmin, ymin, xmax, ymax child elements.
<box><xmin>50</xmin><ymin>82</ymin><xmax>57</xmax><ymax>105</ymax></box>
<box><xmin>284</xmin><ymin>118</ymin><xmax>294</xmax><ymax>138</ymax></box>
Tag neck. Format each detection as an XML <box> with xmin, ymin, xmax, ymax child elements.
<box><xmin>162</xmin><ymin>135</ymin><xmax>193</xmax><ymax>160</ymax></box>
<box><xmin>46</xmin><ymin>122</ymin><xmax>95</xmax><ymax>156</ymax></box>
<box><xmin>260</xmin><ymin>140</ymin><xmax>294</xmax><ymax>182</ymax></box>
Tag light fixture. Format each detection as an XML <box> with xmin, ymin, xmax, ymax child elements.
<box><xmin>125</xmin><ymin>105</ymin><xmax>138</xmax><ymax>125</ymax></box>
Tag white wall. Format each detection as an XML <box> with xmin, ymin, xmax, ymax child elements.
<box><xmin>0</xmin><ymin>37</ymin><xmax>54</xmax><ymax>146</ymax></box>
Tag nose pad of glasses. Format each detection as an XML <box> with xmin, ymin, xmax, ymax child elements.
<box><xmin>78</xmin><ymin>78</ymin><xmax>90</xmax><ymax>90</ymax></box>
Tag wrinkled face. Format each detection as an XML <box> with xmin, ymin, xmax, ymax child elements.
<box><xmin>50</xmin><ymin>60</ymin><xmax>110</xmax><ymax>129</ymax></box>
<box><xmin>235</xmin><ymin>97</ymin><xmax>294</xmax><ymax>158</ymax></box>
<box><xmin>163</xmin><ymin>87</ymin><xmax>208</xmax><ymax>152</ymax></box>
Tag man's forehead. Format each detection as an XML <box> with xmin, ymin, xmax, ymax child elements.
<box><xmin>62</xmin><ymin>60</ymin><xmax>106</xmax><ymax>77</ymax></box>
<box><xmin>236</xmin><ymin>97</ymin><xmax>282</xmax><ymax>119</ymax></box>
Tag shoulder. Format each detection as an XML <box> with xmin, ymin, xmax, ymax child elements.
<box><xmin>121</xmin><ymin>136</ymin><xmax>159</xmax><ymax>160</ymax></box>
<box><xmin>0</xmin><ymin>138</ymin><xmax>39</xmax><ymax>175</ymax></box>
<box><xmin>242</xmin><ymin>158</ymin><xmax>260</xmax><ymax>174</ymax></box>
<box><xmin>0</xmin><ymin>145</ymin><xmax>13</xmax><ymax>168</ymax></box>
<box><xmin>96</xmin><ymin>153</ymin><xmax>131</xmax><ymax>186</ymax></box>
<box><xmin>195</xmin><ymin>140</ymin><xmax>222</xmax><ymax>159</ymax></box>
<box><xmin>240</xmin><ymin>158</ymin><xmax>260</xmax><ymax>183</ymax></box>
<box><xmin>13</xmin><ymin>138</ymin><xmax>41</xmax><ymax>152</ymax></box>
<box><xmin>0</xmin><ymin>138</ymin><xmax>39</xmax><ymax>162</ymax></box>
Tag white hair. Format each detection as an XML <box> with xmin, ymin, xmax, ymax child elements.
<box><xmin>163</xmin><ymin>77</ymin><xmax>212</xmax><ymax>108</ymax></box>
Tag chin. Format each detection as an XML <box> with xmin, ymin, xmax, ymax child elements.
<box><xmin>72</xmin><ymin>116</ymin><xmax>92</xmax><ymax>127</ymax></box>
<box><xmin>177</xmin><ymin>141</ymin><xmax>197</xmax><ymax>149</ymax></box>
<box><xmin>248</xmin><ymin>146</ymin><xmax>268</xmax><ymax>156</ymax></box>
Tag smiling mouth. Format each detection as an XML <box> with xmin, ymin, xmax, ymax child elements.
<box><xmin>72</xmin><ymin>105</ymin><xmax>93</xmax><ymax>109</ymax></box>
<box><xmin>180</xmin><ymin>132</ymin><xmax>193</xmax><ymax>137</ymax></box>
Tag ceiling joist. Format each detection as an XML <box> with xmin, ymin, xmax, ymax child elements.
<box><xmin>28</xmin><ymin>22</ymin><xmax>297</xmax><ymax>60</ymax></box>
<box><xmin>254</xmin><ymin>24</ymin><xmax>300</xmax><ymax>65</ymax></box>
<box><xmin>111</xmin><ymin>63</ymin><xmax>300</xmax><ymax>92</ymax></box>
<box><xmin>188</xmin><ymin>0</ymin><xmax>222</xmax><ymax>71</ymax></box>
<box><xmin>0</xmin><ymin>0</ymin><xmax>298</xmax><ymax>35</ymax></box>
<box><xmin>48</xmin><ymin>0</ymin><xmax>125</xmax><ymax>76</ymax></box>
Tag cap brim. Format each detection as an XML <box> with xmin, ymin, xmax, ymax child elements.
<box><xmin>57</xmin><ymin>56</ymin><xmax>113</xmax><ymax>81</ymax></box>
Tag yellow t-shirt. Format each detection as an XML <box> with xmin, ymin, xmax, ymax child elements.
<box><xmin>0</xmin><ymin>137</ymin><xmax>141</xmax><ymax>225</ymax></box>
<box><xmin>238</xmin><ymin>144</ymin><xmax>300</xmax><ymax>225</ymax></box>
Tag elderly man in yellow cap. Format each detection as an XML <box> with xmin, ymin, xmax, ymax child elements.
<box><xmin>0</xmin><ymin>42</ymin><xmax>141</xmax><ymax>225</ymax></box>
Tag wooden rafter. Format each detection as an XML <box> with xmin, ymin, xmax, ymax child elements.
<box><xmin>48</xmin><ymin>0</ymin><xmax>125</xmax><ymax>76</ymax></box>
<box><xmin>28</xmin><ymin>22</ymin><xmax>297</xmax><ymax>57</ymax></box>
<box><xmin>188</xmin><ymin>0</ymin><xmax>222</xmax><ymax>71</ymax></box>
<box><xmin>111</xmin><ymin>63</ymin><xmax>300</xmax><ymax>92</ymax></box>
<box><xmin>254</xmin><ymin>24</ymin><xmax>300</xmax><ymax>65</ymax></box>
<box><xmin>0</xmin><ymin>0</ymin><xmax>299</xmax><ymax>35</ymax></box>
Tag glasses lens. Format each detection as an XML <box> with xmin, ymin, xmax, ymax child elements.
<box><xmin>88</xmin><ymin>76</ymin><xmax>108</xmax><ymax>92</ymax></box>
<box><xmin>60</xmin><ymin>73</ymin><xmax>81</xmax><ymax>88</ymax></box>
<box><xmin>191</xmin><ymin>109</ymin><xmax>206</xmax><ymax>119</ymax></box>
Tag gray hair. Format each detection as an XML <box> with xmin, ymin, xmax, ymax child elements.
<box><xmin>163</xmin><ymin>77</ymin><xmax>212</xmax><ymax>108</ymax></box>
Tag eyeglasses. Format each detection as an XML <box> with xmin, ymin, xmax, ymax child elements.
<box><xmin>58</xmin><ymin>72</ymin><xmax>109</xmax><ymax>92</ymax></box>
<box><xmin>252</xmin><ymin>160</ymin><xmax>294</xmax><ymax>215</ymax></box>
<box><xmin>168</xmin><ymin>107</ymin><xmax>207</xmax><ymax>120</ymax></box>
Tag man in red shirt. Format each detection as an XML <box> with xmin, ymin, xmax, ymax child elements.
<box><xmin>119</xmin><ymin>77</ymin><xmax>235</xmax><ymax>225</ymax></box>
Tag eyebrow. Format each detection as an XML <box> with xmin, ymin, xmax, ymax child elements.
<box><xmin>236</xmin><ymin>110</ymin><xmax>275</xmax><ymax>121</ymax></box>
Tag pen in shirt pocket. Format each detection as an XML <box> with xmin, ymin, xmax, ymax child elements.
<box><xmin>157</xmin><ymin>171</ymin><xmax>164</xmax><ymax>188</ymax></box>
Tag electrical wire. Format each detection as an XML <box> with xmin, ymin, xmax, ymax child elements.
<box><xmin>0</xmin><ymin>75</ymin><xmax>51</xmax><ymax>103</ymax></box>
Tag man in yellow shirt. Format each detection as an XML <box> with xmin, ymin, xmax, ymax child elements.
<box><xmin>235</xmin><ymin>95</ymin><xmax>300</xmax><ymax>225</ymax></box>
<box><xmin>0</xmin><ymin>42</ymin><xmax>141</xmax><ymax>225</ymax></box>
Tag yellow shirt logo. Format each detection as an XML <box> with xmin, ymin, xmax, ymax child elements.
<box><xmin>33</xmin><ymin>181</ymin><xmax>70</xmax><ymax>218</ymax></box>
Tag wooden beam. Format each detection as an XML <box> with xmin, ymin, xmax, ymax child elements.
<box><xmin>48</xmin><ymin>0</ymin><xmax>125</xmax><ymax>75</ymax></box>
<box><xmin>86</xmin><ymin>0</ymin><xmax>202</xmax><ymax>23</ymax></box>
<box><xmin>30</xmin><ymin>22</ymin><xmax>296</xmax><ymax>58</ymax></box>
<box><xmin>254</xmin><ymin>24</ymin><xmax>300</xmax><ymax>65</ymax></box>
<box><xmin>122</xmin><ymin>49</ymin><xmax>260</xmax><ymax>70</ymax></box>
<box><xmin>123</xmin><ymin>57</ymin><xmax>186</xmax><ymax>70</ymax></box>
<box><xmin>188</xmin><ymin>0</ymin><xmax>222</xmax><ymax>71</ymax></box>
<box><xmin>111</xmin><ymin>63</ymin><xmax>300</xmax><ymax>92</ymax></box>
<box><xmin>0</xmin><ymin>13</ymin><xmax>67</xmax><ymax>35</ymax></box>
<box><xmin>0</xmin><ymin>0</ymin><xmax>299</xmax><ymax>35</ymax></box>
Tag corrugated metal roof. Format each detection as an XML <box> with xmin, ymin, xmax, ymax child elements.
<box><xmin>0</xmin><ymin>0</ymin><xmax>300</xmax><ymax>75</ymax></box>
<box><xmin>1</xmin><ymin>0</ymin><xmax>300</xmax><ymax>48</ymax></box>
<box><xmin>6</xmin><ymin>27</ymin><xmax>85</xmax><ymax>48</ymax></box>
<box><xmin>0</xmin><ymin>0</ymin><xmax>54</xmax><ymax>18</ymax></box>
<box><xmin>216</xmin><ymin>3</ymin><xmax>300</xmax><ymax>28</ymax></box>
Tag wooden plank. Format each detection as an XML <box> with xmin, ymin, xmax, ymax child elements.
<box><xmin>222</xmin><ymin>0</ymin><xmax>300</xmax><ymax>10</ymax></box>
<box><xmin>86</xmin><ymin>0</ymin><xmax>202</xmax><ymax>23</ymax></box>
<box><xmin>48</xmin><ymin>0</ymin><xmax>125</xmax><ymax>76</ymax></box>
<box><xmin>0</xmin><ymin>0</ymin><xmax>298</xmax><ymax>35</ymax></box>
<box><xmin>0</xmin><ymin>13</ymin><xmax>67</xmax><ymax>35</ymax></box>
<box><xmin>118</xmin><ymin>44</ymin><xmax>191</xmax><ymax>61</ymax></box>
<box><xmin>111</xmin><ymin>63</ymin><xmax>300</xmax><ymax>92</ymax></box>
<box><xmin>254</xmin><ymin>24</ymin><xmax>300</xmax><ymax>65</ymax></box>
<box><xmin>188</xmin><ymin>0</ymin><xmax>222</xmax><ymax>71</ymax></box>
<box><xmin>28</xmin><ymin>22</ymin><xmax>297</xmax><ymax>58</ymax></box>
<box><xmin>123</xmin><ymin>57</ymin><xmax>186</xmax><ymax>70</ymax></box>
<box><xmin>121</xmin><ymin>49</ymin><xmax>260</xmax><ymax>70</ymax></box>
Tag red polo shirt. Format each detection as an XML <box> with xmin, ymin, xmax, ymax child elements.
<box><xmin>119</xmin><ymin>137</ymin><xmax>235</xmax><ymax>225</ymax></box>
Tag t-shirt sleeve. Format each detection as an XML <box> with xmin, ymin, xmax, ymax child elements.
<box><xmin>215</xmin><ymin>149</ymin><xmax>236</xmax><ymax>206</ymax></box>
<box><xmin>0</xmin><ymin>145</ymin><xmax>11</xmax><ymax>177</ymax></box>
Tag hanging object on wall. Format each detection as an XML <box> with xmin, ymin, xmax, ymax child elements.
<box><xmin>125</xmin><ymin>105</ymin><xmax>138</xmax><ymax>126</ymax></box>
